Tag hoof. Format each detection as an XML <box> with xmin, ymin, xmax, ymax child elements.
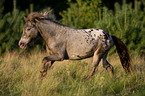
<box><xmin>40</xmin><ymin>72</ymin><xmax>47</xmax><ymax>78</ymax></box>
<box><xmin>40</xmin><ymin>69</ymin><xmax>47</xmax><ymax>78</ymax></box>
<box><xmin>40</xmin><ymin>69</ymin><xmax>45</xmax><ymax>73</ymax></box>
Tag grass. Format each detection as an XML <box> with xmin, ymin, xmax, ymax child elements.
<box><xmin>0</xmin><ymin>51</ymin><xmax>145</xmax><ymax>96</ymax></box>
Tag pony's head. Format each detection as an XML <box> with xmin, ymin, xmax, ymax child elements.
<box><xmin>18</xmin><ymin>16</ymin><xmax>39</xmax><ymax>49</ymax></box>
<box><xmin>18</xmin><ymin>11</ymin><xmax>53</xmax><ymax>49</ymax></box>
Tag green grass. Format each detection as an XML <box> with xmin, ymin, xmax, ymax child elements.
<box><xmin>0</xmin><ymin>51</ymin><xmax>145</xmax><ymax>96</ymax></box>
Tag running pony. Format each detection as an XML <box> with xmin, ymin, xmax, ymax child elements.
<box><xmin>18</xmin><ymin>12</ymin><xmax>133</xmax><ymax>79</ymax></box>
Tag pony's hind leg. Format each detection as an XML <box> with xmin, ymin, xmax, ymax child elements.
<box><xmin>85</xmin><ymin>48</ymin><xmax>105</xmax><ymax>80</ymax></box>
<box><xmin>102</xmin><ymin>53</ymin><xmax>114</xmax><ymax>77</ymax></box>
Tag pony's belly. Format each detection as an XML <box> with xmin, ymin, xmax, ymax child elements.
<box><xmin>66</xmin><ymin>38</ymin><xmax>98</xmax><ymax>59</ymax></box>
<box><xmin>68</xmin><ymin>53</ymin><xmax>93</xmax><ymax>60</ymax></box>
<box><xmin>67</xmin><ymin>45</ymin><xmax>96</xmax><ymax>59</ymax></box>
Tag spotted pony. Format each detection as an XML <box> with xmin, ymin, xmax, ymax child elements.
<box><xmin>19</xmin><ymin>12</ymin><xmax>133</xmax><ymax>80</ymax></box>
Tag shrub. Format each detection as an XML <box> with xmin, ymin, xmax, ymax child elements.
<box><xmin>0</xmin><ymin>9</ymin><xmax>25</xmax><ymax>54</ymax></box>
<box><xmin>94</xmin><ymin>1</ymin><xmax>145</xmax><ymax>55</ymax></box>
<box><xmin>60</xmin><ymin>0</ymin><xmax>102</xmax><ymax>29</ymax></box>
<box><xmin>60</xmin><ymin>0</ymin><xmax>145</xmax><ymax>55</ymax></box>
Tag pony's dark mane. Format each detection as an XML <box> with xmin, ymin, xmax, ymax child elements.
<box><xmin>27</xmin><ymin>12</ymin><xmax>66</xmax><ymax>27</ymax></box>
<box><xmin>44</xmin><ymin>18</ymin><xmax>66</xmax><ymax>27</ymax></box>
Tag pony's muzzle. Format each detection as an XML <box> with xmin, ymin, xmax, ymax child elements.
<box><xmin>18</xmin><ymin>41</ymin><xmax>27</xmax><ymax>49</ymax></box>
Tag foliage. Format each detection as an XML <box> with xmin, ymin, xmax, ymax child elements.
<box><xmin>0</xmin><ymin>0</ymin><xmax>5</xmax><ymax>17</ymax></box>
<box><xmin>0</xmin><ymin>0</ymin><xmax>145</xmax><ymax>55</ymax></box>
<box><xmin>3</xmin><ymin>0</ymin><xmax>69</xmax><ymax>19</ymax></box>
<box><xmin>0</xmin><ymin>52</ymin><xmax>145</xmax><ymax>95</ymax></box>
<box><xmin>0</xmin><ymin>9</ymin><xmax>25</xmax><ymax>54</ymax></box>
<box><xmin>60</xmin><ymin>0</ymin><xmax>102</xmax><ymax>29</ymax></box>
<box><xmin>60</xmin><ymin>0</ymin><xmax>145</xmax><ymax>55</ymax></box>
<box><xmin>94</xmin><ymin>1</ymin><xmax>145</xmax><ymax>55</ymax></box>
<box><xmin>0</xmin><ymin>0</ymin><xmax>53</xmax><ymax>54</ymax></box>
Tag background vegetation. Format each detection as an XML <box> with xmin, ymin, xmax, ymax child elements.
<box><xmin>0</xmin><ymin>0</ymin><xmax>145</xmax><ymax>95</ymax></box>
<box><xmin>0</xmin><ymin>0</ymin><xmax>145</xmax><ymax>55</ymax></box>
<box><xmin>60</xmin><ymin>0</ymin><xmax>145</xmax><ymax>55</ymax></box>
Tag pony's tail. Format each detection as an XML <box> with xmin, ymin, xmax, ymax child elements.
<box><xmin>111</xmin><ymin>36</ymin><xmax>133</xmax><ymax>73</ymax></box>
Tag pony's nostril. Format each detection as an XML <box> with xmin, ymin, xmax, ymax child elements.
<box><xmin>18</xmin><ymin>42</ymin><xmax>22</xmax><ymax>46</ymax></box>
<box><xmin>19</xmin><ymin>42</ymin><xmax>24</xmax><ymax>46</ymax></box>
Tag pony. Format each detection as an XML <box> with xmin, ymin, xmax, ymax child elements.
<box><xmin>18</xmin><ymin>12</ymin><xmax>133</xmax><ymax>80</ymax></box>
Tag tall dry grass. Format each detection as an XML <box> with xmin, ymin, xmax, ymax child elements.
<box><xmin>0</xmin><ymin>51</ymin><xmax>145</xmax><ymax>96</ymax></box>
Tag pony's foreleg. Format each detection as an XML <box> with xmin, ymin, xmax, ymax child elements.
<box><xmin>40</xmin><ymin>61</ymin><xmax>54</xmax><ymax>77</ymax></box>
<box><xmin>40</xmin><ymin>55</ymin><xmax>63</xmax><ymax>77</ymax></box>
<box><xmin>102</xmin><ymin>53</ymin><xmax>114</xmax><ymax>77</ymax></box>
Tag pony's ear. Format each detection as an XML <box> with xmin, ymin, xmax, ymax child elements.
<box><xmin>24</xmin><ymin>17</ymin><xmax>28</xmax><ymax>22</ymax></box>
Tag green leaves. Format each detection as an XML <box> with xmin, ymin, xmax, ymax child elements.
<box><xmin>95</xmin><ymin>1</ymin><xmax>145</xmax><ymax>55</ymax></box>
<box><xmin>0</xmin><ymin>9</ymin><xmax>25</xmax><ymax>54</ymax></box>
<box><xmin>60</xmin><ymin>0</ymin><xmax>102</xmax><ymax>29</ymax></box>
<box><xmin>0</xmin><ymin>0</ymin><xmax>145</xmax><ymax>55</ymax></box>
<box><xmin>60</xmin><ymin>0</ymin><xmax>145</xmax><ymax>55</ymax></box>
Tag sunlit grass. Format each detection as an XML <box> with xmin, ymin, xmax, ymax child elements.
<box><xmin>0</xmin><ymin>51</ymin><xmax>145</xmax><ymax>96</ymax></box>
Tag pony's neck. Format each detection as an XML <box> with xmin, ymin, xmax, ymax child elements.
<box><xmin>35</xmin><ymin>19</ymin><xmax>71</xmax><ymax>43</ymax></box>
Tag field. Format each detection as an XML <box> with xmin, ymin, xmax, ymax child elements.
<box><xmin>0</xmin><ymin>51</ymin><xmax>145</xmax><ymax>96</ymax></box>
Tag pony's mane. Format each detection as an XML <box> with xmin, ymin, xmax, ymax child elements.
<box><xmin>27</xmin><ymin>11</ymin><xmax>65</xmax><ymax>26</ymax></box>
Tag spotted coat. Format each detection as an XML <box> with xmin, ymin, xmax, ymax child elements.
<box><xmin>78</xmin><ymin>28</ymin><xmax>113</xmax><ymax>51</ymax></box>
